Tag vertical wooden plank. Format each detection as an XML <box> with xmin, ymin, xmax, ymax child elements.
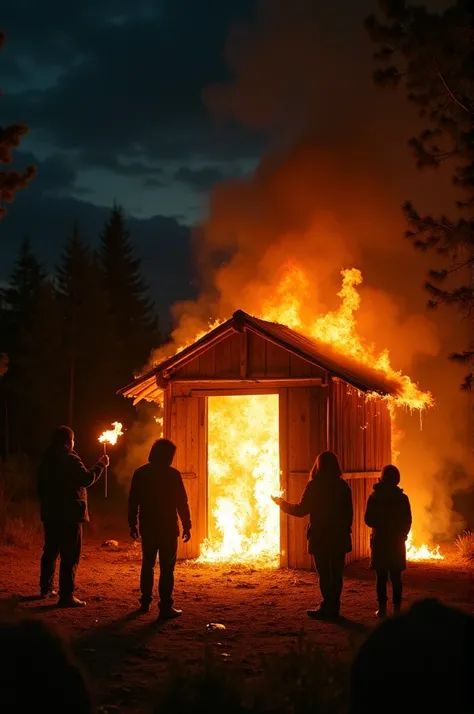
<box><xmin>247</xmin><ymin>332</ymin><xmax>267</xmax><ymax>377</ymax></box>
<box><xmin>198</xmin><ymin>345</ymin><xmax>216</xmax><ymax>377</ymax></box>
<box><xmin>279</xmin><ymin>389</ymin><xmax>289</xmax><ymax>568</ymax></box>
<box><xmin>265</xmin><ymin>342</ymin><xmax>291</xmax><ymax>378</ymax></box>
<box><xmin>288</xmin><ymin>388</ymin><xmax>311</xmax><ymax>472</ymax></box>
<box><xmin>198</xmin><ymin>396</ymin><xmax>208</xmax><ymax>550</ymax></box>
<box><xmin>287</xmin><ymin>473</ymin><xmax>312</xmax><ymax>570</ymax></box>
<box><xmin>240</xmin><ymin>329</ymin><xmax>248</xmax><ymax>378</ymax></box>
<box><xmin>163</xmin><ymin>386</ymin><xmax>171</xmax><ymax>439</ymax></box>
<box><xmin>229</xmin><ymin>332</ymin><xmax>242</xmax><ymax>376</ymax></box>
<box><xmin>290</xmin><ymin>353</ymin><xmax>311</xmax><ymax>377</ymax></box>
<box><xmin>174</xmin><ymin>395</ymin><xmax>206</xmax><ymax>561</ymax></box>
<box><xmin>214</xmin><ymin>338</ymin><xmax>232</xmax><ymax>376</ymax></box>
<box><xmin>309</xmin><ymin>387</ymin><xmax>327</xmax><ymax>464</ymax></box>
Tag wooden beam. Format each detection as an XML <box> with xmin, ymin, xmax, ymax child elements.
<box><xmin>173</xmin><ymin>378</ymin><xmax>324</xmax><ymax>388</ymax></box>
<box><xmin>343</xmin><ymin>471</ymin><xmax>380</xmax><ymax>480</ymax></box>
<box><xmin>279</xmin><ymin>388</ymin><xmax>289</xmax><ymax>569</ymax></box>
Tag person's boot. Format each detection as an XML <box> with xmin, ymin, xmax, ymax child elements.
<box><xmin>307</xmin><ymin>603</ymin><xmax>333</xmax><ymax>620</ymax></box>
<box><xmin>40</xmin><ymin>589</ymin><xmax>58</xmax><ymax>599</ymax></box>
<box><xmin>58</xmin><ymin>595</ymin><xmax>86</xmax><ymax>608</ymax></box>
<box><xmin>375</xmin><ymin>603</ymin><xmax>387</xmax><ymax>618</ymax></box>
<box><xmin>139</xmin><ymin>599</ymin><xmax>151</xmax><ymax>614</ymax></box>
<box><xmin>157</xmin><ymin>607</ymin><xmax>182</xmax><ymax>621</ymax></box>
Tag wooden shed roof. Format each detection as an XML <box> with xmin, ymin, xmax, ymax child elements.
<box><xmin>118</xmin><ymin>309</ymin><xmax>400</xmax><ymax>403</ymax></box>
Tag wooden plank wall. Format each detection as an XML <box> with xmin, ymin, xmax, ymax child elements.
<box><xmin>345</xmin><ymin>476</ymin><xmax>378</xmax><ymax>563</ymax></box>
<box><xmin>169</xmin><ymin>395</ymin><xmax>206</xmax><ymax>560</ymax></box>
<box><xmin>330</xmin><ymin>379</ymin><xmax>392</xmax><ymax>473</ymax></box>
<box><xmin>173</xmin><ymin>331</ymin><xmax>326</xmax><ymax>381</ymax></box>
<box><xmin>283</xmin><ymin>386</ymin><xmax>328</xmax><ymax>570</ymax></box>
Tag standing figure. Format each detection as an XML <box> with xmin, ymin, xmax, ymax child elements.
<box><xmin>272</xmin><ymin>450</ymin><xmax>353</xmax><ymax>620</ymax></box>
<box><xmin>128</xmin><ymin>438</ymin><xmax>191</xmax><ymax>621</ymax></box>
<box><xmin>364</xmin><ymin>464</ymin><xmax>412</xmax><ymax>618</ymax></box>
<box><xmin>37</xmin><ymin>425</ymin><xmax>108</xmax><ymax>607</ymax></box>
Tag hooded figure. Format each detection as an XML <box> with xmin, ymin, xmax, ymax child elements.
<box><xmin>364</xmin><ymin>464</ymin><xmax>412</xmax><ymax>617</ymax></box>
<box><xmin>272</xmin><ymin>450</ymin><xmax>353</xmax><ymax>619</ymax></box>
<box><xmin>128</xmin><ymin>438</ymin><xmax>191</xmax><ymax>621</ymax></box>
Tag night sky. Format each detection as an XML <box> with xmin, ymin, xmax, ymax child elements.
<box><xmin>1</xmin><ymin>0</ymin><xmax>450</xmax><ymax>315</ymax></box>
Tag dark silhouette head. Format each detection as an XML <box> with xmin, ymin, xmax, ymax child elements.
<box><xmin>380</xmin><ymin>464</ymin><xmax>400</xmax><ymax>487</ymax></box>
<box><xmin>0</xmin><ymin>617</ymin><xmax>93</xmax><ymax>714</ymax></box>
<box><xmin>350</xmin><ymin>598</ymin><xmax>474</xmax><ymax>714</ymax></box>
<box><xmin>51</xmin><ymin>425</ymin><xmax>74</xmax><ymax>449</ymax></box>
<box><xmin>149</xmin><ymin>438</ymin><xmax>176</xmax><ymax>466</ymax></box>
<box><xmin>310</xmin><ymin>450</ymin><xmax>342</xmax><ymax>481</ymax></box>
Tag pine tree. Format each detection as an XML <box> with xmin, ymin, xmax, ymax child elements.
<box><xmin>56</xmin><ymin>222</ymin><xmax>114</xmax><ymax>432</ymax></box>
<box><xmin>3</xmin><ymin>237</ymin><xmax>45</xmax><ymax>334</ymax></box>
<box><xmin>365</xmin><ymin>1</ymin><xmax>474</xmax><ymax>387</ymax></box>
<box><xmin>100</xmin><ymin>204</ymin><xmax>159</xmax><ymax>377</ymax></box>
<box><xmin>17</xmin><ymin>280</ymin><xmax>65</xmax><ymax>455</ymax></box>
<box><xmin>0</xmin><ymin>32</ymin><xmax>36</xmax><ymax>220</ymax></box>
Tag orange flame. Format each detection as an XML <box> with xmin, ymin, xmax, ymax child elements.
<box><xmin>198</xmin><ymin>394</ymin><xmax>282</xmax><ymax>566</ymax></box>
<box><xmin>98</xmin><ymin>421</ymin><xmax>124</xmax><ymax>446</ymax></box>
<box><xmin>152</xmin><ymin>263</ymin><xmax>436</xmax><ymax>564</ymax></box>
<box><xmin>406</xmin><ymin>531</ymin><xmax>444</xmax><ymax>561</ymax></box>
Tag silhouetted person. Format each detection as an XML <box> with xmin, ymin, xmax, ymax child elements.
<box><xmin>128</xmin><ymin>438</ymin><xmax>191</xmax><ymax>620</ymax></box>
<box><xmin>0</xmin><ymin>617</ymin><xmax>93</xmax><ymax>714</ymax></box>
<box><xmin>272</xmin><ymin>450</ymin><xmax>353</xmax><ymax>619</ymax></box>
<box><xmin>350</xmin><ymin>598</ymin><xmax>474</xmax><ymax>714</ymax></box>
<box><xmin>364</xmin><ymin>464</ymin><xmax>412</xmax><ymax>617</ymax></box>
<box><xmin>37</xmin><ymin>425</ymin><xmax>108</xmax><ymax>607</ymax></box>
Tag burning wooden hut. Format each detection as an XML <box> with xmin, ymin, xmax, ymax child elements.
<box><xmin>118</xmin><ymin>309</ymin><xmax>397</xmax><ymax>570</ymax></box>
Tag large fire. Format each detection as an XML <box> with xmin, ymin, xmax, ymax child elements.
<box><xmin>150</xmin><ymin>262</ymin><xmax>439</xmax><ymax>564</ymax></box>
<box><xmin>198</xmin><ymin>394</ymin><xmax>281</xmax><ymax>565</ymax></box>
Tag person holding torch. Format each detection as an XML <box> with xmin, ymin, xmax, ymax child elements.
<box><xmin>37</xmin><ymin>425</ymin><xmax>109</xmax><ymax>608</ymax></box>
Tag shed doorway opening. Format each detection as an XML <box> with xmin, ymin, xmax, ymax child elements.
<box><xmin>200</xmin><ymin>394</ymin><xmax>280</xmax><ymax>566</ymax></box>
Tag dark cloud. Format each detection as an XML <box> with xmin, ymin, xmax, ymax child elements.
<box><xmin>174</xmin><ymin>166</ymin><xmax>229</xmax><ymax>192</ymax></box>
<box><xmin>143</xmin><ymin>177</ymin><xmax>165</xmax><ymax>189</ymax></box>
<box><xmin>13</xmin><ymin>151</ymin><xmax>88</xmax><ymax>196</ymax></box>
<box><xmin>77</xmin><ymin>151</ymin><xmax>164</xmax><ymax>178</ymax></box>
<box><xmin>1</xmin><ymin>1</ymin><xmax>264</xmax><ymax>167</ymax></box>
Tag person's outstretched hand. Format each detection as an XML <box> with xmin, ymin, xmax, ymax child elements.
<box><xmin>99</xmin><ymin>454</ymin><xmax>110</xmax><ymax>467</ymax></box>
<box><xmin>182</xmin><ymin>530</ymin><xmax>191</xmax><ymax>543</ymax></box>
<box><xmin>271</xmin><ymin>495</ymin><xmax>283</xmax><ymax>506</ymax></box>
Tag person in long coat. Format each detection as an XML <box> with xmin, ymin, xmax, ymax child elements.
<box><xmin>364</xmin><ymin>464</ymin><xmax>412</xmax><ymax>618</ymax></box>
<box><xmin>272</xmin><ymin>450</ymin><xmax>353</xmax><ymax>619</ymax></box>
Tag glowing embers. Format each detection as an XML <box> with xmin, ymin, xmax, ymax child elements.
<box><xmin>199</xmin><ymin>394</ymin><xmax>280</xmax><ymax>566</ymax></box>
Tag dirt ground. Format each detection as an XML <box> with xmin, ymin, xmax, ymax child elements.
<box><xmin>1</xmin><ymin>537</ymin><xmax>473</xmax><ymax>714</ymax></box>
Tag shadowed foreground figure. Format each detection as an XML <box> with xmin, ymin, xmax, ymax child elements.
<box><xmin>364</xmin><ymin>464</ymin><xmax>412</xmax><ymax>617</ymax></box>
<box><xmin>128</xmin><ymin>438</ymin><xmax>191</xmax><ymax>620</ymax></box>
<box><xmin>350</xmin><ymin>598</ymin><xmax>474</xmax><ymax>714</ymax></box>
<box><xmin>0</xmin><ymin>617</ymin><xmax>93</xmax><ymax>714</ymax></box>
<box><xmin>272</xmin><ymin>450</ymin><xmax>353</xmax><ymax>619</ymax></box>
<box><xmin>37</xmin><ymin>426</ymin><xmax>108</xmax><ymax>607</ymax></box>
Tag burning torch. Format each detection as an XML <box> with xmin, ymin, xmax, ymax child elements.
<box><xmin>98</xmin><ymin>422</ymin><xmax>124</xmax><ymax>497</ymax></box>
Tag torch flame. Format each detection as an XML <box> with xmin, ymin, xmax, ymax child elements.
<box><xmin>98</xmin><ymin>421</ymin><xmax>124</xmax><ymax>446</ymax></box>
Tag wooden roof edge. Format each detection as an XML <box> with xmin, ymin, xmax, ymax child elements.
<box><xmin>116</xmin><ymin>318</ymin><xmax>235</xmax><ymax>396</ymax></box>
